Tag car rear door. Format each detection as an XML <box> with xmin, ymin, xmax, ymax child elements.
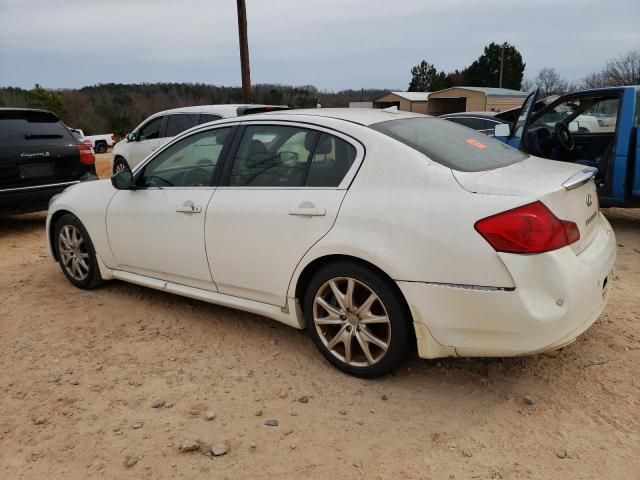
<box><xmin>204</xmin><ymin>122</ymin><xmax>363</xmax><ymax>307</ymax></box>
<box><xmin>0</xmin><ymin>110</ymin><xmax>83</xmax><ymax>190</ymax></box>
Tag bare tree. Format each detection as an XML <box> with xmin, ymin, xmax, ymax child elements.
<box><xmin>520</xmin><ymin>78</ymin><xmax>533</xmax><ymax>92</ymax></box>
<box><xmin>534</xmin><ymin>67</ymin><xmax>568</xmax><ymax>96</ymax></box>
<box><xmin>581</xmin><ymin>50</ymin><xmax>640</xmax><ymax>88</ymax></box>
<box><xmin>581</xmin><ymin>71</ymin><xmax>610</xmax><ymax>89</ymax></box>
<box><xmin>603</xmin><ymin>50</ymin><xmax>640</xmax><ymax>86</ymax></box>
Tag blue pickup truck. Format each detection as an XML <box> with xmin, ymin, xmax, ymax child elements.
<box><xmin>490</xmin><ymin>86</ymin><xmax>640</xmax><ymax>208</ymax></box>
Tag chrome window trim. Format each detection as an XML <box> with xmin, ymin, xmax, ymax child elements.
<box><xmin>0</xmin><ymin>180</ymin><xmax>80</xmax><ymax>193</ymax></box>
<box><xmin>136</xmin><ymin>120</ymin><xmax>366</xmax><ymax>191</ymax></box>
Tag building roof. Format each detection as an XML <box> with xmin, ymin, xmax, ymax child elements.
<box><xmin>388</xmin><ymin>91</ymin><xmax>430</xmax><ymax>101</ymax></box>
<box><xmin>432</xmin><ymin>87</ymin><xmax>528</xmax><ymax>98</ymax></box>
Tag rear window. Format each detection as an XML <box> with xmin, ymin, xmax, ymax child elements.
<box><xmin>370</xmin><ymin>117</ymin><xmax>527</xmax><ymax>172</ymax></box>
<box><xmin>0</xmin><ymin>110</ymin><xmax>74</xmax><ymax>146</ymax></box>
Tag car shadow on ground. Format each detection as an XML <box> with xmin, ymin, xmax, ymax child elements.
<box><xmin>0</xmin><ymin>211</ymin><xmax>47</xmax><ymax>239</ymax></box>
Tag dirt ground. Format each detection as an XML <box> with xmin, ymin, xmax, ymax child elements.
<box><xmin>1</xmin><ymin>153</ymin><xmax>639</xmax><ymax>479</ymax></box>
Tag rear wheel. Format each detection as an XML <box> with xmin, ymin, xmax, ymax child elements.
<box><xmin>304</xmin><ymin>262</ymin><xmax>411</xmax><ymax>378</ymax></box>
<box><xmin>54</xmin><ymin>214</ymin><xmax>103</xmax><ymax>289</ymax></box>
<box><xmin>94</xmin><ymin>141</ymin><xmax>108</xmax><ymax>153</ymax></box>
<box><xmin>113</xmin><ymin>157</ymin><xmax>130</xmax><ymax>174</ymax></box>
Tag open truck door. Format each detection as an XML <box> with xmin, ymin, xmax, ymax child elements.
<box><xmin>493</xmin><ymin>89</ymin><xmax>539</xmax><ymax>148</ymax></box>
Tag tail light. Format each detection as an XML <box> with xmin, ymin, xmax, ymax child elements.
<box><xmin>474</xmin><ymin>201</ymin><xmax>580</xmax><ymax>254</ymax></box>
<box><xmin>77</xmin><ymin>142</ymin><xmax>95</xmax><ymax>165</ymax></box>
<box><xmin>111</xmin><ymin>134</ymin><xmax>116</xmax><ymax>142</ymax></box>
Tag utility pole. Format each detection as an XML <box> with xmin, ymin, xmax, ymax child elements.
<box><xmin>498</xmin><ymin>45</ymin><xmax>505</xmax><ymax>88</ymax></box>
<box><xmin>236</xmin><ymin>0</ymin><xmax>252</xmax><ymax>103</ymax></box>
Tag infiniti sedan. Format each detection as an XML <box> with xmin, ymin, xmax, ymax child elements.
<box><xmin>46</xmin><ymin>109</ymin><xmax>616</xmax><ymax>377</ymax></box>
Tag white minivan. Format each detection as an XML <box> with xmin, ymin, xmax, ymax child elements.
<box><xmin>110</xmin><ymin>104</ymin><xmax>287</xmax><ymax>173</ymax></box>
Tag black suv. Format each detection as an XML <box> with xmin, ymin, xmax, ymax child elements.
<box><xmin>0</xmin><ymin>108</ymin><xmax>97</xmax><ymax>213</ymax></box>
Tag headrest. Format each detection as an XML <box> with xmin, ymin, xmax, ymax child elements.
<box><xmin>315</xmin><ymin>135</ymin><xmax>333</xmax><ymax>155</ymax></box>
<box><xmin>249</xmin><ymin>139</ymin><xmax>268</xmax><ymax>156</ymax></box>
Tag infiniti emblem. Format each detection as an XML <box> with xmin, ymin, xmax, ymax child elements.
<box><xmin>586</xmin><ymin>194</ymin><xmax>593</xmax><ymax>207</ymax></box>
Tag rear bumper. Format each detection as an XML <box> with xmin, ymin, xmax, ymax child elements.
<box><xmin>400</xmin><ymin>213</ymin><xmax>616</xmax><ymax>358</ymax></box>
<box><xmin>0</xmin><ymin>173</ymin><xmax>97</xmax><ymax>214</ymax></box>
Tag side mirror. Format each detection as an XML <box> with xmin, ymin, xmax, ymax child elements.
<box><xmin>494</xmin><ymin>123</ymin><xmax>511</xmax><ymax>137</ymax></box>
<box><xmin>111</xmin><ymin>169</ymin><xmax>134</xmax><ymax>190</ymax></box>
<box><xmin>126</xmin><ymin>132</ymin><xmax>137</xmax><ymax>142</ymax></box>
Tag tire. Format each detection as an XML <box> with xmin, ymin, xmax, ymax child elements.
<box><xmin>304</xmin><ymin>262</ymin><xmax>411</xmax><ymax>378</ymax></box>
<box><xmin>112</xmin><ymin>157</ymin><xmax>130</xmax><ymax>174</ymax></box>
<box><xmin>94</xmin><ymin>141</ymin><xmax>107</xmax><ymax>154</ymax></box>
<box><xmin>54</xmin><ymin>214</ymin><xmax>104</xmax><ymax>289</ymax></box>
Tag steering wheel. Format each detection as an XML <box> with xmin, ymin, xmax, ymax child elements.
<box><xmin>555</xmin><ymin>122</ymin><xmax>575</xmax><ymax>152</ymax></box>
<box><xmin>182</xmin><ymin>167</ymin><xmax>210</xmax><ymax>186</ymax></box>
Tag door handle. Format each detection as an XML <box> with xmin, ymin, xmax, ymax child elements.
<box><xmin>151</xmin><ymin>147</ymin><xmax>158</xmax><ymax>151</ymax></box>
<box><xmin>176</xmin><ymin>201</ymin><xmax>202</xmax><ymax>214</ymax></box>
<box><xmin>289</xmin><ymin>207</ymin><xmax>326</xmax><ymax>216</ymax></box>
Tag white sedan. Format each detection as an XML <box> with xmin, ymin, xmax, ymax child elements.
<box><xmin>47</xmin><ymin>109</ymin><xmax>616</xmax><ymax>377</ymax></box>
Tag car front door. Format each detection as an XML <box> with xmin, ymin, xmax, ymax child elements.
<box><xmin>128</xmin><ymin>116</ymin><xmax>166</xmax><ymax>168</ymax></box>
<box><xmin>106</xmin><ymin>126</ymin><xmax>233</xmax><ymax>291</ymax></box>
<box><xmin>205</xmin><ymin>122</ymin><xmax>363</xmax><ymax>307</ymax></box>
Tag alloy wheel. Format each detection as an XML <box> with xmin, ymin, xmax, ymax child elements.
<box><xmin>313</xmin><ymin>277</ymin><xmax>391</xmax><ymax>367</ymax></box>
<box><xmin>58</xmin><ymin>225</ymin><xmax>90</xmax><ymax>282</ymax></box>
<box><xmin>114</xmin><ymin>162</ymin><xmax>128</xmax><ymax>174</ymax></box>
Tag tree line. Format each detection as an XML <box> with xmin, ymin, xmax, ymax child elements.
<box><xmin>408</xmin><ymin>44</ymin><xmax>639</xmax><ymax>98</ymax></box>
<box><xmin>1</xmin><ymin>47</ymin><xmax>637</xmax><ymax>136</ymax></box>
<box><xmin>0</xmin><ymin>83</ymin><xmax>388</xmax><ymax>136</ymax></box>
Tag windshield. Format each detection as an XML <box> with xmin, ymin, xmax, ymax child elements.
<box><xmin>370</xmin><ymin>117</ymin><xmax>527</xmax><ymax>172</ymax></box>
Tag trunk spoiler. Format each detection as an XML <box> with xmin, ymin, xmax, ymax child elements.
<box><xmin>562</xmin><ymin>167</ymin><xmax>598</xmax><ymax>191</ymax></box>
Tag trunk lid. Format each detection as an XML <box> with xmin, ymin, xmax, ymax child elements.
<box><xmin>453</xmin><ymin>156</ymin><xmax>600</xmax><ymax>254</ymax></box>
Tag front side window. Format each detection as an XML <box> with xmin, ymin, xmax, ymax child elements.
<box><xmin>165</xmin><ymin>114</ymin><xmax>199</xmax><ymax>137</ymax></box>
<box><xmin>530</xmin><ymin>95</ymin><xmax>620</xmax><ymax>134</ymax></box>
<box><xmin>137</xmin><ymin>128</ymin><xmax>230</xmax><ymax>187</ymax></box>
<box><xmin>371</xmin><ymin>117</ymin><xmax>527</xmax><ymax>172</ymax></box>
<box><xmin>137</xmin><ymin>117</ymin><xmax>163</xmax><ymax>141</ymax></box>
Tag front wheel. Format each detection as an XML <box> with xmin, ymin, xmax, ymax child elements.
<box><xmin>113</xmin><ymin>157</ymin><xmax>130</xmax><ymax>174</ymax></box>
<box><xmin>304</xmin><ymin>262</ymin><xmax>411</xmax><ymax>378</ymax></box>
<box><xmin>54</xmin><ymin>214</ymin><xmax>104</xmax><ymax>289</ymax></box>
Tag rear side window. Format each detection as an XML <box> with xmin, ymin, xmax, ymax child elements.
<box><xmin>0</xmin><ymin>111</ymin><xmax>73</xmax><ymax>146</ymax></box>
<box><xmin>371</xmin><ymin>117</ymin><xmax>527</xmax><ymax>172</ymax></box>
<box><xmin>306</xmin><ymin>134</ymin><xmax>357</xmax><ymax>187</ymax></box>
<box><xmin>229</xmin><ymin>125</ymin><xmax>316</xmax><ymax>187</ymax></box>
<box><xmin>227</xmin><ymin>125</ymin><xmax>357</xmax><ymax>187</ymax></box>
<box><xmin>199</xmin><ymin>114</ymin><xmax>223</xmax><ymax>124</ymax></box>
<box><xmin>165</xmin><ymin>114</ymin><xmax>199</xmax><ymax>137</ymax></box>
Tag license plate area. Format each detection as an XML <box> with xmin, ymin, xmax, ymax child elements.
<box><xmin>20</xmin><ymin>162</ymin><xmax>54</xmax><ymax>179</ymax></box>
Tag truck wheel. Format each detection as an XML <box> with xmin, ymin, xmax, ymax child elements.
<box><xmin>94</xmin><ymin>141</ymin><xmax>107</xmax><ymax>154</ymax></box>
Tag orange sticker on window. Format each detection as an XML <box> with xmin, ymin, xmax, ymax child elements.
<box><xmin>466</xmin><ymin>139</ymin><xmax>487</xmax><ymax>149</ymax></box>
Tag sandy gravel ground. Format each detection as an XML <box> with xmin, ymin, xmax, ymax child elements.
<box><xmin>0</xmin><ymin>154</ymin><xmax>639</xmax><ymax>479</ymax></box>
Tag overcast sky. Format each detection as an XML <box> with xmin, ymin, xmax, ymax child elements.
<box><xmin>1</xmin><ymin>0</ymin><xmax>638</xmax><ymax>91</ymax></box>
